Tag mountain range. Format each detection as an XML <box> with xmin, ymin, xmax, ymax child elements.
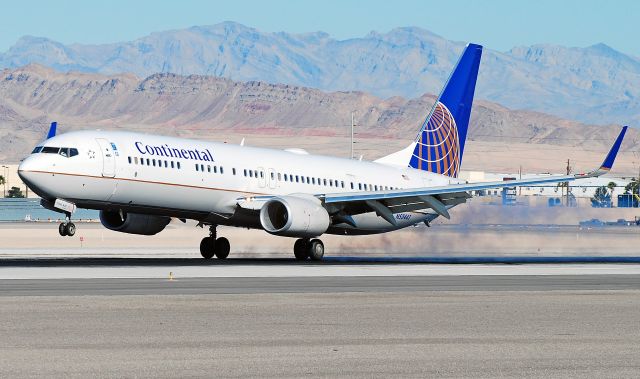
<box><xmin>1</xmin><ymin>22</ymin><xmax>638</xmax><ymax>126</ymax></box>
<box><xmin>1</xmin><ymin>64</ymin><xmax>636</xmax><ymax>167</ymax></box>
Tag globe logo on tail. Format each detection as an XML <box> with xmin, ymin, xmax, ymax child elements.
<box><xmin>412</xmin><ymin>101</ymin><xmax>461</xmax><ymax>177</ymax></box>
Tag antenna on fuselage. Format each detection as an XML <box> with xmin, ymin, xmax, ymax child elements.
<box><xmin>240</xmin><ymin>138</ymin><xmax>245</xmax><ymax>146</ymax></box>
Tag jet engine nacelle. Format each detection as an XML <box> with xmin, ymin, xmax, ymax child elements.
<box><xmin>259</xmin><ymin>195</ymin><xmax>330</xmax><ymax>238</ymax></box>
<box><xmin>99</xmin><ymin>210</ymin><xmax>170</xmax><ymax>235</ymax></box>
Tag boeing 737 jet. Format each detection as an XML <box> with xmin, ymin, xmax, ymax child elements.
<box><xmin>18</xmin><ymin>43</ymin><xmax>628</xmax><ymax>260</ymax></box>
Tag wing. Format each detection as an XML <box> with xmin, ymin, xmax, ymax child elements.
<box><xmin>320</xmin><ymin>126</ymin><xmax>627</xmax><ymax>225</ymax></box>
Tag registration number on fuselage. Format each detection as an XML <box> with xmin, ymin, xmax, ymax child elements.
<box><xmin>395</xmin><ymin>213</ymin><xmax>411</xmax><ymax>220</ymax></box>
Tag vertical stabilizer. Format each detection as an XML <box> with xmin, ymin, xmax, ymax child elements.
<box><xmin>408</xmin><ymin>43</ymin><xmax>482</xmax><ymax>177</ymax></box>
<box><xmin>46</xmin><ymin>122</ymin><xmax>57</xmax><ymax>139</ymax></box>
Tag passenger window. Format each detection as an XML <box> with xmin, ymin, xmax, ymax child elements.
<box><xmin>171</xmin><ymin>161</ymin><xmax>174</xmax><ymax>168</ymax></box>
<box><xmin>295</xmin><ymin>175</ymin><xmax>299</xmax><ymax>183</ymax></box>
<box><xmin>323</xmin><ymin>179</ymin><xmax>327</xmax><ymax>186</ymax></box>
<box><xmin>128</xmin><ymin>156</ymin><xmax>132</xmax><ymax>164</ymax></box>
<box><xmin>271</xmin><ymin>172</ymin><xmax>275</xmax><ymax>180</ymax></box>
<box><xmin>359</xmin><ymin>183</ymin><xmax>362</xmax><ymax>190</ymax></box>
<box><xmin>213</xmin><ymin>166</ymin><xmax>217</xmax><ymax>174</ymax></box>
<box><xmin>278</xmin><ymin>173</ymin><xmax>282</xmax><ymax>181</ymax></box>
<box><xmin>164</xmin><ymin>161</ymin><xmax>168</xmax><ymax>168</ymax></box>
<box><xmin>341</xmin><ymin>181</ymin><xmax>345</xmax><ymax>188</ymax></box>
<box><xmin>220</xmin><ymin>167</ymin><xmax>224</xmax><ymax>174</ymax></box>
<box><xmin>312</xmin><ymin>178</ymin><xmax>316</xmax><ymax>185</ymax></box>
<box><xmin>207</xmin><ymin>165</ymin><xmax>211</xmax><ymax>173</ymax></box>
<box><xmin>260</xmin><ymin>171</ymin><xmax>264</xmax><ymax>179</ymax></box>
<box><xmin>351</xmin><ymin>182</ymin><xmax>354</xmax><ymax>189</ymax></box>
<box><xmin>195</xmin><ymin>164</ymin><xmax>199</xmax><ymax>171</ymax></box>
<box><xmin>232</xmin><ymin>168</ymin><xmax>236</xmax><ymax>175</ymax></box>
<box><xmin>177</xmin><ymin>162</ymin><xmax>181</xmax><ymax>169</ymax></box>
<box><xmin>135</xmin><ymin>157</ymin><xmax>139</xmax><ymax>165</ymax></box>
<box><xmin>244</xmin><ymin>169</ymin><xmax>247</xmax><ymax>177</ymax></box>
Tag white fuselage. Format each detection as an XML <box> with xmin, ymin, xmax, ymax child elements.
<box><xmin>18</xmin><ymin>130</ymin><xmax>463</xmax><ymax>235</ymax></box>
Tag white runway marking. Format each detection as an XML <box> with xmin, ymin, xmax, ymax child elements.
<box><xmin>2</xmin><ymin>264</ymin><xmax>640</xmax><ymax>280</ymax></box>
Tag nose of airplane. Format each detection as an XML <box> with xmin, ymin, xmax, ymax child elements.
<box><xmin>18</xmin><ymin>155</ymin><xmax>40</xmax><ymax>188</ymax></box>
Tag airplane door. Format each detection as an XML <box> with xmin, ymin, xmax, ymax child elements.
<box><xmin>257</xmin><ymin>167</ymin><xmax>266</xmax><ymax>188</ymax></box>
<box><xmin>267</xmin><ymin>168</ymin><xmax>277</xmax><ymax>189</ymax></box>
<box><xmin>96</xmin><ymin>138</ymin><xmax>116</xmax><ymax>177</ymax></box>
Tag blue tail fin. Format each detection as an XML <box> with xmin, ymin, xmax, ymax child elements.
<box><xmin>408</xmin><ymin>43</ymin><xmax>482</xmax><ymax>178</ymax></box>
<box><xmin>46</xmin><ymin>121</ymin><xmax>57</xmax><ymax>139</ymax></box>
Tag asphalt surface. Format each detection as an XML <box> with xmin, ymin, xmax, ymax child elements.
<box><xmin>2</xmin><ymin>258</ymin><xmax>640</xmax><ymax>377</ymax></box>
<box><xmin>1</xmin><ymin>289</ymin><xmax>639</xmax><ymax>378</ymax></box>
<box><xmin>2</xmin><ymin>275</ymin><xmax>640</xmax><ymax>296</ymax></box>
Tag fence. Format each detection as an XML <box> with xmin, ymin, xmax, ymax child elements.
<box><xmin>0</xmin><ymin>198</ymin><xmax>99</xmax><ymax>222</ymax></box>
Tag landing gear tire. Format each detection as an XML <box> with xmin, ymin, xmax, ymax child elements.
<box><xmin>294</xmin><ymin>239</ymin><xmax>309</xmax><ymax>260</ymax></box>
<box><xmin>65</xmin><ymin>222</ymin><xmax>76</xmax><ymax>237</ymax></box>
<box><xmin>215</xmin><ymin>237</ymin><xmax>230</xmax><ymax>259</ymax></box>
<box><xmin>59</xmin><ymin>223</ymin><xmax>68</xmax><ymax>237</ymax></box>
<box><xmin>59</xmin><ymin>222</ymin><xmax>76</xmax><ymax>237</ymax></box>
<box><xmin>200</xmin><ymin>236</ymin><xmax>215</xmax><ymax>259</ymax></box>
<box><xmin>308</xmin><ymin>239</ymin><xmax>324</xmax><ymax>261</ymax></box>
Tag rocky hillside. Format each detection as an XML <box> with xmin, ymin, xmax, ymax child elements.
<box><xmin>0</xmin><ymin>64</ymin><xmax>636</xmax><ymax>164</ymax></box>
<box><xmin>2</xmin><ymin>22</ymin><xmax>639</xmax><ymax>125</ymax></box>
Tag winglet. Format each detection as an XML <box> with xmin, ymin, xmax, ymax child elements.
<box><xmin>46</xmin><ymin>122</ymin><xmax>57</xmax><ymax>139</ymax></box>
<box><xmin>577</xmin><ymin>126</ymin><xmax>627</xmax><ymax>178</ymax></box>
<box><xmin>600</xmin><ymin>125</ymin><xmax>627</xmax><ymax>171</ymax></box>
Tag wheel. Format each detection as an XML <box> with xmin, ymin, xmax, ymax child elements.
<box><xmin>58</xmin><ymin>223</ymin><xmax>68</xmax><ymax>237</ymax></box>
<box><xmin>65</xmin><ymin>222</ymin><xmax>76</xmax><ymax>237</ymax></box>
<box><xmin>200</xmin><ymin>236</ymin><xmax>215</xmax><ymax>259</ymax></box>
<box><xmin>294</xmin><ymin>239</ymin><xmax>309</xmax><ymax>260</ymax></box>
<box><xmin>308</xmin><ymin>239</ymin><xmax>324</xmax><ymax>261</ymax></box>
<box><xmin>215</xmin><ymin>237</ymin><xmax>230</xmax><ymax>259</ymax></box>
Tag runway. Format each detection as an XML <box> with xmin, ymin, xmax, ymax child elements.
<box><xmin>3</xmin><ymin>257</ymin><xmax>640</xmax><ymax>377</ymax></box>
<box><xmin>2</xmin><ymin>274</ymin><xmax>640</xmax><ymax>296</ymax></box>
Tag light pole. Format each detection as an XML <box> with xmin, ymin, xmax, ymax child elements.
<box><xmin>1</xmin><ymin>165</ymin><xmax>8</xmax><ymax>198</ymax></box>
<box><xmin>350</xmin><ymin>111</ymin><xmax>357</xmax><ymax>159</ymax></box>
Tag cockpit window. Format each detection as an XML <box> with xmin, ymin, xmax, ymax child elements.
<box><xmin>42</xmin><ymin>146</ymin><xmax>60</xmax><ymax>154</ymax></box>
<box><xmin>37</xmin><ymin>146</ymin><xmax>79</xmax><ymax>158</ymax></box>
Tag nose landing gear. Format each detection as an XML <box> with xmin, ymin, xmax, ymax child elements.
<box><xmin>58</xmin><ymin>212</ymin><xmax>76</xmax><ymax>237</ymax></box>
<box><xmin>199</xmin><ymin>225</ymin><xmax>230</xmax><ymax>259</ymax></box>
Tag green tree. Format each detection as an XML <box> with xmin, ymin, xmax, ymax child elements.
<box><xmin>7</xmin><ymin>186</ymin><xmax>25</xmax><ymax>198</ymax></box>
<box><xmin>607</xmin><ymin>181</ymin><xmax>617</xmax><ymax>205</ymax></box>
<box><xmin>591</xmin><ymin>186</ymin><xmax>611</xmax><ymax>207</ymax></box>
<box><xmin>624</xmin><ymin>178</ymin><xmax>639</xmax><ymax>195</ymax></box>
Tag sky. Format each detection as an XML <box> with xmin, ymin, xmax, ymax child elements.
<box><xmin>0</xmin><ymin>0</ymin><xmax>638</xmax><ymax>57</ymax></box>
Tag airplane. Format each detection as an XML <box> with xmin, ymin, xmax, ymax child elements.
<box><xmin>17</xmin><ymin>43</ymin><xmax>628</xmax><ymax>261</ymax></box>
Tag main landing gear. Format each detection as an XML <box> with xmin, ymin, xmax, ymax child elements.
<box><xmin>200</xmin><ymin>225</ymin><xmax>230</xmax><ymax>260</ymax></box>
<box><xmin>58</xmin><ymin>213</ymin><xmax>76</xmax><ymax>237</ymax></box>
<box><xmin>293</xmin><ymin>238</ymin><xmax>324</xmax><ymax>261</ymax></box>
